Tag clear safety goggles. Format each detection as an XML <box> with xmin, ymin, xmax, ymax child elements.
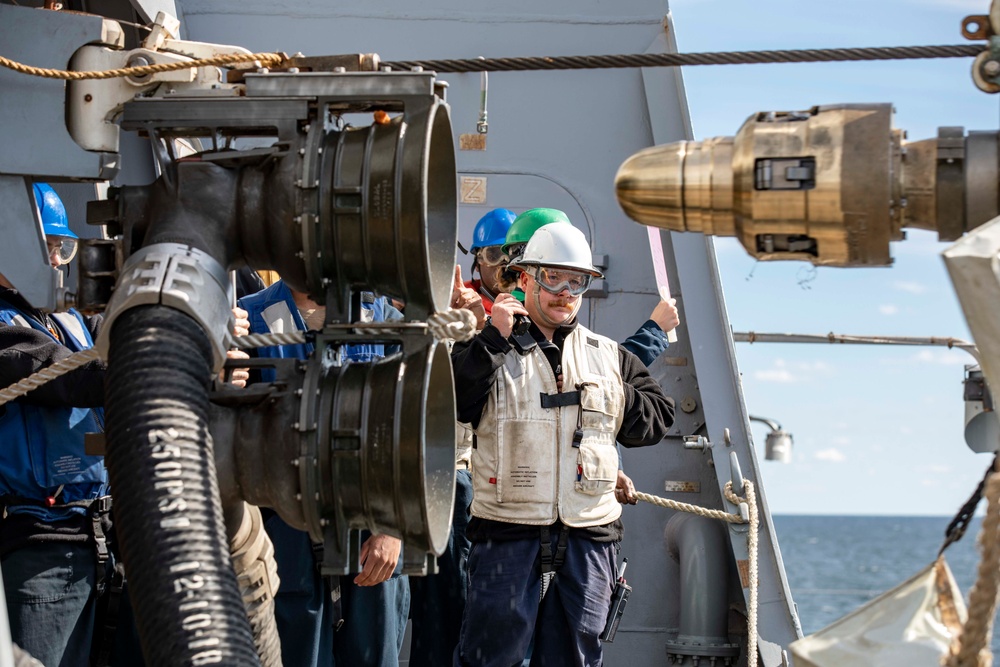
<box><xmin>505</xmin><ymin>243</ymin><xmax>527</xmax><ymax>262</ymax></box>
<box><xmin>46</xmin><ymin>236</ymin><xmax>78</xmax><ymax>264</ymax></box>
<box><xmin>530</xmin><ymin>266</ymin><xmax>593</xmax><ymax>296</ymax></box>
<box><xmin>475</xmin><ymin>245</ymin><xmax>508</xmax><ymax>267</ymax></box>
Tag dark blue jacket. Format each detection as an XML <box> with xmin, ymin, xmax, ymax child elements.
<box><xmin>622</xmin><ymin>319</ymin><xmax>670</xmax><ymax>368</ymax></box>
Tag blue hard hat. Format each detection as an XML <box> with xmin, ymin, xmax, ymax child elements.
<box><xmin>33</xmin><ymin>183</ymin><xmax>77</xmax><ymax>240</ymax></box>
<box><xmin>470</xmin><ymin>208</ymin><xmax>516</xmax><ymax>251</ymax></box>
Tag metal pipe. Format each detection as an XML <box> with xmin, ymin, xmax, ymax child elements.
<box><xmin>664</xmin><ymin>513</ymin><xmax>729</xmax><ymax>640</ymax></box>
<box><xmin>663</xmin><ymin>513</ymin><xmax>740</xmax><ymax>663</ymax></box>
<box><xmin>477</xmin><ymin>63</ymin><xmax>488</xmax><ymax>134</ymax></box>
<box><xmin>748</xmin><ymin>415</ymin><xmax>781</xmax><ymax>432</ymax></box>
<box><xmin>732</xmin><ymin>330</ymin><xmax>979</xmax><ymax>362</ymax></box>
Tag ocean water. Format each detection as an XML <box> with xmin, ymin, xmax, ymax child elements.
<box><xmin>773</xmin><ymin>515</ymin><xmax>999</xmax><ymax>652</ymax></box>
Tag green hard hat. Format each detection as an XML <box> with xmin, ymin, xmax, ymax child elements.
<box><xmin>502</xmin><ymin>208</ymin><xmax>571</xmax><ymax>255</ymax></box>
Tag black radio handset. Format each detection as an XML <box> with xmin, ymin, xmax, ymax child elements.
<box><xmin>508</xmin><ymin>289</ymin><xmax>536</xmax><ymax>351</ymax></box>
<box><xmin>509</xmin><ymin>288</ymin><xmax>531</xmax><ymax>336</ymax></box>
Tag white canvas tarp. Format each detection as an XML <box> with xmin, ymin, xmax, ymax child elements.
<box><xmin>790</xmin><ymin>557</ymin><xmax>967</xmax><ymax>667</ymax></box>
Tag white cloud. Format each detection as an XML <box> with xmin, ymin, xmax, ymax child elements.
<box><xmin>815</xmin><ymin>448</ymin><xmax>846</xmax><ymax>463</ymax></box>
<box><xmin>879</xmin><ymin>304</ymin><xmax>899</xmax><ymax>316</ymax></box>
<box><xmin>920</xmin><ymin>479</ymin><xmax>942</xmax><ymax>488</ymax></box>
<box><xmin>754</xmin><ymin>368</ymin><xmax>795</xmax><ymax>383</ymax></box>
<box><xmin>832</xmin><ymin>436</ymin><xmax>851</xmax><ymax>447</ymax></box>
<box><xmin>893</xmin><ymin>280</ymin><xmax>927</xmax><ymax>295</ymax></box>
<box><xmin>922</xmin><ymin>464</ymin><xmax>952</xmax><ymax>475</ymax></box>
<box><xmin>751</xmin><ymin>358</ymin><xmax>833</xmax><ymax>383</ymax></box>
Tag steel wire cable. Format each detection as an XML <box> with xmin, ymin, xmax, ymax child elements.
<box><xmin>1</xmin><ymin>44</ymin><xmax>979</xmax><ymax>81</ymax></box>
<box><xmin>384</xmin><ymin>44</ymin><xmax>981</xmax><ymax>73</ymax></box>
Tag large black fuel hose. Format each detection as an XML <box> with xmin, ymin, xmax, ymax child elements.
<box><xmin>105</xmin><ymin>305</ymin><xmax>260</xmax><ymax>666</ymax></box>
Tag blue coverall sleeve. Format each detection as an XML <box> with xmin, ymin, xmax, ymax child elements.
<box><xmin>620</xmin><ymin>319</ymin><xmax>669</xmax><ymax>368</ymax></box>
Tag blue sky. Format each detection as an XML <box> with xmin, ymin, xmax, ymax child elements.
<box><xmin>669</xmin><ymin>0</ymin><xmax>999</xmax><ymax>515</ymax></box>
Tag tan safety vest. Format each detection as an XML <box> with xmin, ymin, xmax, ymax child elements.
<box><xmin>471</xmin><ymin>325</ymin><xmax>624</xmax><ymax>527</ymax></box>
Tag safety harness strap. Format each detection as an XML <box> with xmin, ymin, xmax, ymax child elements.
<box><xmin>539</xmin><ymin>524</ymin><xmax>569</xmax><ymax>601</ymax></box>
<box><xmin>539</xmin><ymin>391</ymin><xmax>581</xmax><ymax>409</ymax></box>
<box><xmin>311</xmin><ymin>540</ymin><xmax>346</xmax><ymax>631</ymax></box>
<box><xmin>92</xmin><ymin>560</ymin><xmax>126</xmax><ymax>667</ymax></box>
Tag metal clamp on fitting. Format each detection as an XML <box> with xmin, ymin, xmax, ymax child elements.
<box><xmin>96</xmin><ymin>242</ymin><xmax>233</xmax><ymax>369</ymax></box>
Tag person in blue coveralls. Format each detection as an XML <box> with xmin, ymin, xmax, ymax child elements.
<box><xmin>238</xmin><ymin>278</ymin><xmax>408</xmax><ymax>667</ymax></box>
<box><xmin>0</xmin><ymin>184</ymin><xmax>135</xmax><ymax>667</ymax></box>
<box><xmin>0</xmin><ymin>184</ymin><xmax>250</xmax><ymax>667</ymax></box>
<box><xmin>450</xmin><ymin>222</ymin><xmax>675</xmax><ymax>667</ymax></box>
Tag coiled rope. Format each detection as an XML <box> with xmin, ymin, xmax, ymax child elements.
<box><xmin>946</xmin><ymin>457</ymin><xmax>1000</xmax><ymax>667</ymax></box>
<box><xmin>384</xmin><ymin>44</ymin><xmax>981</xmax><ymax>73</ymax></box>
<box><xmin>636</xmin><ymin>479</ymin><xmax>759</xmax><ymax>664</ymax></box>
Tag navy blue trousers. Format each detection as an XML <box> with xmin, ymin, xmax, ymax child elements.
<box><xmin>265</xmin><ymin>512</ymin><xmax>409</xmax><ymax>667</ymax></box>
<box><xmin>409</xmin><ymin>468</ymin><xmax>473</xmax><ymax>667</ymax></box>
<box><xmin>454</xmin><ymin>529</ymin><xmax>618</xmax><ymax>667</ymax></box>
<box><xmin>3</xmin><ymin>543</ymin><xmax>97</xmax><ymax>667</ymax></box>
<box><xmin>335</xmin><ymin>567</ymin><xmax>409</xmax><ymax>667</ymax></box>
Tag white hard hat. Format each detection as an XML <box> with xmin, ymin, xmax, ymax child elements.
<box><xmin>511</xmin><ymin>223</ymin><xmax>603</xmax><ymax>278</ymax></box>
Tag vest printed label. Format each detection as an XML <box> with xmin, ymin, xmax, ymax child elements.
<box><xmin>496</xmin><ymin>420</ymin><xmax>555</xmax><ymax>504</ymax></box>
<box><xmin>510</xmin><ymin>465</ymin><xmax>540</xmax><ymax>488</ymax></box>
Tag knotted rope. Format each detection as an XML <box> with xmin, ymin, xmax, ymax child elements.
<box><xmin>426</xmin><ymin>308</ymin><xmax>477</xmax><ymax>342</ymax></box>
<box><xmin>947</xmin><ymin>457</ymin><xmax>1000</xmax><ymax>667</ymax></box>
<box><xmin>226</xmin><ymin>308</ymin><xmax>477</xmax><ymax>351</ymax></box>
<box><xmin>2</xmin><ymin>307</ymin><xmax>476</xmax><ymax>404</ymax></box>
